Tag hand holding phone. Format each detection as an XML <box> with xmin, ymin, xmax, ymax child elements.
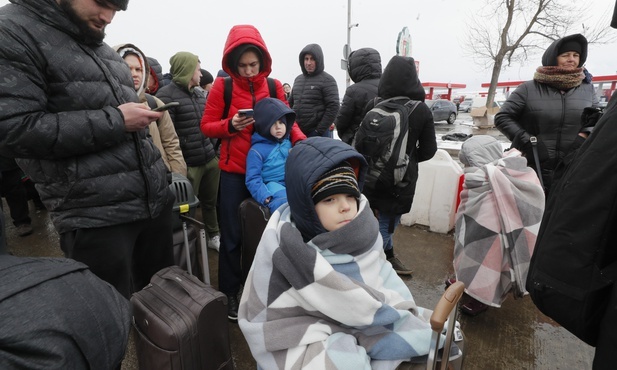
<box><xmin>152</xmin><ymin>102</ymin><xmax>180</xmax><ymax>112</ymax></box>
<box><xmin>238</xmin><ymin>109</ymin><xmax>254</xmax><ymax>117</ymax></box>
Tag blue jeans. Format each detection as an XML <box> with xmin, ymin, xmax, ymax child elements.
<box><xmin>377</xmin><ymin>212</ymin><xmax>401</xmax><ymax>252</ymax></box>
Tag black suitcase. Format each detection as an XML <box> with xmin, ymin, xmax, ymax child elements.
<box><xmin>130</xmin><ymin>266</ymin><xmax>234</xmax><ymax>370</ymax></box>
<box><xmin>238</xmin><ymin>197</ymin><xmax>270</xmax><ymax>283</ymax></box>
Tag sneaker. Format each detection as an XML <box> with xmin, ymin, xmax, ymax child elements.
<box><xmin>207</xmin><ymin>235</ymin><xmax>220</xmax><ymax>252</ymax></box>
<box><xmin>388</xmin><ymin>256</ymin><xmax>413</xmax><ymax>276</ymax></box>
<box><xmin>16</xmin><ymin>224</ymin><xmax>33</xmax><ymax>237</ymax></box>
<box><xmin>227</xmin><ymin>294</ymin><xmax>239</xmax><ymax>322</ymax></box>
<box><xmin>460</xmin><ymin>298</ymin><xmax>489</xmax><ymax>316</ymax></box>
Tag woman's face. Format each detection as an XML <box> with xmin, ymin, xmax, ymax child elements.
<box><xmin>237</xmin><ymin>50</ymin><xmax>260</xmax><ymax>78</ymax></box>
<box><xmin>556</xmin><ymin>51</ymin><xmax>580</xmax><ymax>69</ymax></box>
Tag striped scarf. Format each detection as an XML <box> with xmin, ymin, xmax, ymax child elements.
<box><xmin>533</xmin><ymin>66</ymin><xmax>584</xmax><ymax>90</ymax></box>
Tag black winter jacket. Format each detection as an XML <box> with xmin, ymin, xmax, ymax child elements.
<box><xmin>0</xmin><ymin>0</ymin><xmax>171</xmax><ymax>233</ymax></box>
<box><xmin>495</xmin><ymin>34</ymin><xmax>598</xmax><ymax>192</ymax></box>
<box><xmin>156</xmin><ymin>83</ymin><xmax>216</xmax><ymax>167</ymax></box>
<box><xmin>362</xmin><ymin>56</ymin><xmax>437</xmax><ymax>215</ymax></box>
<box><xmin>289</xmin><ymin>44</ymin><xmax>340</xmax><ymax>136</ymax></box>
<box><xmin>335</xmin><ymin>48</ymin><xmax>382</xmax><ymax>145</ymax></box>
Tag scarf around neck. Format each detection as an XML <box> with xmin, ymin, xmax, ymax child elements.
<box><xmin>238</xmin><ymin>196</ymin><xmax>438</xmax><ymax>370</ymax></box>
<box><xmin>533</xmin><ymin>66</ymin><xmax>584</xmax><ymax>90</ymax></box>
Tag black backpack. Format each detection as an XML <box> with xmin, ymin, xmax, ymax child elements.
<box><xmin>353</xmin><ymin>97</ymin><xmax>419</xmax><ymax>193</ymax></box>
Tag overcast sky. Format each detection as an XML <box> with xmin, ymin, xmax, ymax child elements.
<box><xmin>2</xmin><ymin>0</ymin><xmax>616</xmax><ymax>97</ymax></box>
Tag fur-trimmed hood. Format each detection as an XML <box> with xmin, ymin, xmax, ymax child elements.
<box><xmin>114</xmin><ymin>43</ymin><xmax>149</xmax><ymax>97</ymax></box>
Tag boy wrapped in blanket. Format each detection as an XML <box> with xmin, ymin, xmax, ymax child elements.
<box><xmin>239</xmin><ymin>137</ymin><xmax>437</xmax><ymax>370</ymax></box>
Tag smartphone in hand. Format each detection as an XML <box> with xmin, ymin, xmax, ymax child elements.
<box><xmin>238</xmin><ymin>109</ymin><xmax>254</xmax><ymax>117</ymax></box>
<box><xmin>152</xmin><ymin>102</ymin><xmax>180</xmax><ymax>112</ymax></box>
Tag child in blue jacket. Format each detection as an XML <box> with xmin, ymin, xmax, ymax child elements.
<box><xmin>245</xmin><ymin>98</ymin><xmax>296</xmax><ymax>213</ymax></box>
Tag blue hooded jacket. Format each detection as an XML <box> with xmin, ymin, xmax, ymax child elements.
<box><xmin>245</xmin><ymin>98</ymin><xmax>296</xmax><ymax>211</ymax></box>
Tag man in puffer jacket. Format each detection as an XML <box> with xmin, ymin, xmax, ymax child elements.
<box><xmin>157</xmin><ymin>52</ymin><xmax>221</xmax><ymax>250</ymax></box>
<box><xmin>0</xmin><ymin>0</ymin><xmax>174</xmax><ymax>298</ymax></box>
<box><xmin>289</xmin><ymin>43</ymin><xmax>340</xmax><ymax>137</ymax></box>
<box><xmin>335</xmin><ymin>47</ymin><xmax>382</xmax><ymax>144</ymax></box>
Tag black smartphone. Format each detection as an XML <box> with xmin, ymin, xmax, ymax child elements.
<box><xmin>152</xmin><ymin>102</ymin><xmax>180</xmax><ymax>112</ymax></box>
<box><xmin>238</xmin><ymin>109</ymin><xmax>254</xmax><ymax>117</ymax></box>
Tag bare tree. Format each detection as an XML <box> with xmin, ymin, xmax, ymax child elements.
<box><xmin>466</xmin><ymin>0</ymin><xmax>616</xmax><ymax>110</ymax></box>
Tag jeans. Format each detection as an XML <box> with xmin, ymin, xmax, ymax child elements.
<box><xmin>377</xmin><ymin>212</ymin><xmax>401</xmax><ymax>252</ymax></box>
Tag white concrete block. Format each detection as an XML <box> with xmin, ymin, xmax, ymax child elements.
<box><xmin>401</xmin><ymin>149</ymin><xmax>463</xmax><ymax>233</ymax></box>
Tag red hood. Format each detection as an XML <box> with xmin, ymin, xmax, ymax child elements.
<box><xmin>221</xmin><ymin>25</ymin><xmax>272</xmax><ymax>82</ymax></box>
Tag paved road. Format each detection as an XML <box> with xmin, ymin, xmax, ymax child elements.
<box><xmin>2</xmin><ymin>117</ymin><xmax>596</xmax><ymax>369</ymax></box>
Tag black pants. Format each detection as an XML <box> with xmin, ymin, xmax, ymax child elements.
<box><xmin>0</xmin><ymin>168</ymin><xmax>31</xmax><ymax>226</ymax></box>
<box><xmin>593</xmin><ymin>283</ymin><xmax>617</xmax><ymax>369</ymax></box>
<box><xmin>60</xmin><ymin>198</ymin><xmax>175</xmax><ymax>298</ymax></box>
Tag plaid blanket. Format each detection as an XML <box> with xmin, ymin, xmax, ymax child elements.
<box><xmin>454</xmin><ymin>154</ymin><xmax>545</xmax><ymax>307</ymax></box>
<box><xmin>239</xmin><ymin>196</ymin><xmax>436</xmax><ymax>370</ymax></box>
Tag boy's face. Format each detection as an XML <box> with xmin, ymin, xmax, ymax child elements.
<box><xmin>270</xmin><ymin>120</ymin><xmax>286</xmax><ymax>139</ymax></box>
<box><xmin>314</xmin><ymin>194</ymin><xmax>358</xmax><ymax>232</ymax></box>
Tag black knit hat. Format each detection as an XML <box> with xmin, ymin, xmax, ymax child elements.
<box><xmin>311</xmin><ymin>162</ymin><xmax>360</xmax><ymax>204</ymax></box>
<box><xmin>200</xmin><ymin>69</ymin><xmax>213</xmax><ymax>87</ymax></box>
<box><xmin>558</xmin><ymin>40</ymin><xmax>582</xmax><ymax>55</ymax></box>
<box><xmin>108</xmin><ymin>0</ymin><xmax>128</xmax><ymax>11</ymax></box>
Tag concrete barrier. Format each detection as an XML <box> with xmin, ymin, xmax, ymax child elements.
<box><xmin>401</xmin><ymin>149</ymin><xmax>463</xmax><ymax>233</ymax></box>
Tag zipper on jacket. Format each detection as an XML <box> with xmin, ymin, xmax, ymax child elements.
<box><xmin>556</xmin><ymin>93</ymin><xmax>566</xmax><ymax>161</ymax></box>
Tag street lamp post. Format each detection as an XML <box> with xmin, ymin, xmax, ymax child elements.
<box><xmin>345</xmin><ymin>0</ymin><xmax>358</xmax><ymax>88</ymax></box>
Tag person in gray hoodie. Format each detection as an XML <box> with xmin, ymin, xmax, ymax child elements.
<box><xmin>289</xmin><ymin>43</ymin><xmax>340</xmax><ymax>137</ymax></box>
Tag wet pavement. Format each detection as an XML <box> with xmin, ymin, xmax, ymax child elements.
<box><xmin>2</xmin><ymin>113</ymin><xmax>596</xmax><ymax>369</ymax></box>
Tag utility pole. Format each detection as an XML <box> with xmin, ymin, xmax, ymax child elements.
<box><xmin>345</xmin><ymin>0</ymin><xmax>358</xmax><ymax>88</ymax></box>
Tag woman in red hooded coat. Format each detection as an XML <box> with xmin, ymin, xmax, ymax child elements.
<box><xmin>201</xmin><ymin>25</ymin><xmax>305</xmax><ymax>321</ymax></box>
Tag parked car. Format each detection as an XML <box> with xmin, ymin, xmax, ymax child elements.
<box><xmin>458</xmin><ymin>100</ymin><xmax>473</xmax><ymax>113</ymax></box>
<box><xmin>426</xmin><ymin>99</ymin><xmax>457</xmax><ymax>124</ymax></box>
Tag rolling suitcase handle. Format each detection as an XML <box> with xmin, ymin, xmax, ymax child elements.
<box><xmin>427</xmin><ymin>281</ymin><xmax>465</xmax><ymax>370</ymax></box>
<box><xmin>179</xmin><ymin>214</ymin><xmax>211</xmax><ymax>285</ymax></box>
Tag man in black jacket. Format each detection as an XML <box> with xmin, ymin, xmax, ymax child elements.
<box><xmin>0</xmin><ymin>0</ymin><xmax>174</xmax><ymax>298</ymax></box>
<box><xmin>289</xmin><ymin>44</ymin><xmax>340</xmax><ymax>138</ymax></box>
<box><xmin>335</xmin><ymin>48</ymin><xmax>382</xmax><ymax>145</ymax></box>
<box><xmin>157</xmin><ymin>52</ymin><xmax>221</xmax><ymax>251</ymax></box>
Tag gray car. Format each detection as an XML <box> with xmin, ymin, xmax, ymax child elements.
<box><xmin>426</xmin><ymin>99</ymin><xmax>457</xmax><ymax>124</ymax></box>
<box><xmin>459</xmin><ymin>100</ymin><xmax>473</xmax><ymax>113</ymax></box>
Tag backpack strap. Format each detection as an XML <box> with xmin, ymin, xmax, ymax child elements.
<box><xmin>267</xmin><ymin>78</ymin><xmax>277</xmax><ymax>98</ymax></box>
<box><xmin>145</xmin><ymin>93</ymin><xmax>158</xmax><ymax>110</ymax></box>
<box><xmin>222</xmin><ymin>77</ymin><xmax>233</xmax><ymax>120</ymax></box>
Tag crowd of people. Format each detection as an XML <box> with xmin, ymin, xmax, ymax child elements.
<box><xmin>0</xmin><ymin>0</ymin><xmax>616</xmax><ymax>369</ymax></box>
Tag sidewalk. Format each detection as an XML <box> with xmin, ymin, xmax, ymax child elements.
<box><xmin>3</xmin><ymin>200</ymin><xmax>594</xmax><ymax>369</ymax></box>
